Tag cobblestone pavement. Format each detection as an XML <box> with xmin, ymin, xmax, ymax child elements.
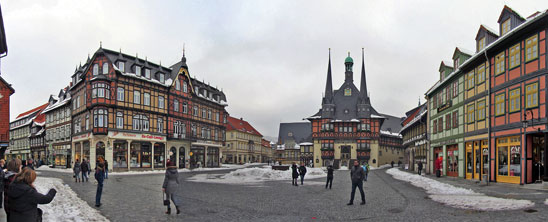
<box><xmin>38</xmin><ymin>167</ymin><xmax>548</xmax><ymax>222</ymax></box>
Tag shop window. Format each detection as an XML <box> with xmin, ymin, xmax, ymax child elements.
<box><xmin>495</xmin><ymin>52</ymin><xmax>505</xmax><ymax>75</ymax></box>
<box><xmin>509</xmin><ymin>88</ymin><xmax>520</xmax><ymax>112</ymax></box>
<box><xmin>495</xmin><ymin>93</ymin><xmax>505</xmax><ymax>116</ymax></box>
<box><xmin>497</xmin><ymin>137</ymin><xmax>521</xmax><ymax>177</ymax></box>
<box><xmin>476</xmin><ymin>64</ymin><xmax>485</xmax><ymax>84</ymax></box>
<box><xmin>154</xmin><ymin>144</ymin><xmax>165</xmax><ymax>168</ymax></box>
<box><xmin>114</xmin><ymin>142</ymin><xmax>128</xmax><ymax>168</ymax></box>
<box><xmin>525</xmin><ymin>82</ymin><xmax>538</xmax><ymax>108</ymax></box>
<box><xmin>509</xmin><ymin>43</ymin><xmax>520</xmax><ymax>69</ymax></box>
<box><xmin>525</xmin><ymin>34</ymin><xmax>538</xmax><ymax>62</ymax></box>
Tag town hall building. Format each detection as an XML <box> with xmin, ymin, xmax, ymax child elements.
<box><xmin>307</xmin><ymin>49</ymin><xmax>403</xmax><ymax>169</ymax></box>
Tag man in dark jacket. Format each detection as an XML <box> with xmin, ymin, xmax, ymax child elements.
<box><xmin>80</xmin><ymin>159</ymin><xmax>89</xmax><ymax>182</ymax></box>
<box><xmin>348</xmin><ymin>160</ymin><xmax>366</xmax><ymax>205</ymax></box>
<box><xmin>104</xmin><ymin>160</ymin><xmax>109</xmax><ymax>179</ymax></box>
<box><xmin>417</xmin><ymin>161</ymin><xmax>423</xmax><ymax>176</ymax></box>
<box><xmin>298</xmin><ymin>164</ymin><xmax>307</xmax><ymax>185</ymax></box>
<box><xmin>291</xmin><ymin>163</ymin><xmax>299</xmax><ymax>186</ymax></box>
<box><xmin>95</xmin><ymin>159</ymin><xmax>105</xmax><ymax>207</ymax></box>
<box><xmin>325</xmin><ymin>165</ymin><xmax>333</xmax><ymax>189</ymax></box>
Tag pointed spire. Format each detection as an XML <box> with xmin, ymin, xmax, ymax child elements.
<box><xmin>100</xmin><ymin>41</ymin><xmax>102</xmax><ymax>48</ymax></box>
<box><xmin>418</xmin><ymin>97</ymin><xmax>421</xmax><ymax>106</ymax></box>
<box><xmin>359</xmin><ymin>48</ymin><xmax>368</xmax><ymax>103</ymax></box>
<box><xmin>181</xmin><ymin>43</ymin><xmax>188</xmax><ymax>68</ymax></box>
<box><xmin>87</xmin><ymin>53</ymin><xmax>90</xmax><ymax>63</ymax></box>
<box><xmin>323</xmin><ymin>48</ymin><xmax>333</xmax><ymax>104</ymax></box>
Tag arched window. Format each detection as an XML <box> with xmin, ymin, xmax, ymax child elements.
<box><xmin>102</xmin><ymin>63</ymin><xmax>108</xmax><ymax>75</ymax></box>
<box><xmin>93</xmin><ymin>109</ymin><xmax>108</xmax><ymax>127</ymax></box>
<box><xmin>183</xmin><ymin>103</ymin><xmax>188</xmax><ymax>113</ymax></box>
<box><xmin>93</xmin><ymin>64</ymin><xmax>99</xmax><ymax>76</ymax></box>
<box><xmin>116</xmin><ymin>112</ymin><xmax>123</xmax><ymax>129</ymax></box>
<box><xmin>174</xmin><ymin>99</ymin><xmax>179</xmax><ymax>112</ymax></box>
<box><xmin>175</xmin><ymin>80</ymin><xmax>180</xmax><ymax>90</ymax></box>
<box><xmin>174</xmin><ymin>121</ymin><xmax>180</xmax><ymax>134</ymax></box>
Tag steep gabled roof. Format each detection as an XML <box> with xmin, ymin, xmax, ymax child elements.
<box><xmin>498</xmin><ymin>5</ymin><xmax>525</xmax><ymax>23</ymax></box>
<box><xmin>226</xmin><ymin>116</ymin><xmax>262</xmax><ymax>137</ymax></box>
<box><xmin>475</xmin><ymin>24</ymin><xmax>499</xmax><ymax>40</ymax></box>
<box><xmin>278</xmin><ymin>122</ymin><xmax>312</xmax><ymax>145</ymax></box>
<box><xmin>15</xmin><ymin>103</ymin><xmax>48</xmax><ymax>120</ymax></box>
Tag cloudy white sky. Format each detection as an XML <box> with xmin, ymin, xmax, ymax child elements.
<box><xmin>2</xmin><ymin>0</ymin><xmax>548</xmax><ymax>138</ymax></box>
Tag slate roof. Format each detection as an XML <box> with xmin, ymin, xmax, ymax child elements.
<box><xmin>277</xmin><ymin>122</ymin><xmax>312</xmax><ymax>145</ymax></box>
<box><xmin>378</xmin><ymin>113</ymin><xmax>403</xmax><ymax>134</ymax></box>
<box><xmin>226</xmin><ymin>116</ymin><xmax>262</xmax><ymax>137</ymax></box>
<box><xmin>169</xmin><ymin>60</ymin><xmax>227</xmax><ymax>105</ymax></box>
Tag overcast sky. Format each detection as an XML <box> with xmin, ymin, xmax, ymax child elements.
<box><xmin>2</xmin><ymin>0</ymin><xmax>548</xmax><ymax>138</ymax></box>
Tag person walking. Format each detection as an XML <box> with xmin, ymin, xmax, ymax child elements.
<box><xmin>26</xmin><ymin>159</ymin><xmax>35</xmax><ymax>170</ymax></box>
<box><xmin>298</xmin><ymin>163</ymin><xmax>307</xmax><ymax>185</ymax></box>
<box><xmin>73</xmin><ymin>159</ymin><xmax>81</xmax><ymax>183</ymax></box>
<box><xmin>361</xmin><ymin>162</ymin><xmax>369</xmax><ymax>182</ymax></box>
<box><xmin>347</xmin><ymin>160</ymin><xmax>366</xmax><ymax>206</ymax></box>
<box><xmin>104</xmin><ymin>160</ymin><xmax>109</xmax><ymax>179</ymax></box>
<box><xmin>0</xmin><ymin>159</ymin><xmax>6</xmax><ymax>170</ymax></box>
<box><xmin>162</xmin><ymin>160</ymin><xmax>181</xmax><ymax>215</ymax></box>
<box><xmin>325</xmin><ymin>165</ymin><xmax>334</xmax><ymax>189</ymax></box>
<box><xmin>7</xmin><ymin>168</ymin><xmax>57</xmax><ymax>222</ymax></box>
<box><xmin>391</xmin><ymin>161</ymin><xmax>394</xmax><ymax>168</ymax></box>
<box><xmin>4</xmin><ymin>159</ymin><xmax>22</xmax><ymax>219</ymax></box>
<box><xmin>80</xmin><ymin>159</ymin><xmax>89</xmax><ymax>182</ymax></box>
<box><xmin>417</xmin><ymin>161</ymin><xmax>423</xmax><ymax>176</ymax></box>
<box><xmin>291</xmin><ymin>162</ymin><xmax>299</xmax><ymax>186</ymax></box>
<box><xmin>95</xmin><ymin>156</ymin><xmax>105</xmax><ymax>207</ymax></box>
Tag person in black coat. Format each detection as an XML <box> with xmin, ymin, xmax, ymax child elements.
<box><xmin>348</xmin><ymin>160</ymin><xmax>366</xmax><ymax>206</ymax></box>
<box><xmin>417</xmin><ymin>161</ymin><xmax>423</xmax><ymax>176</ymax></box>
<box><xmin>80</xmin><ymin>159</ymin><xmax>89</xmax><ymax>182</ymax></box>
<box><xmin>95</xmin><ymin>157</ymin><xmax>105</xmax><ymax>207</ymax></box>
<box><xmin>325</xmin><ymin>165</ymin><xmax>334</xmax><ymax>189</ymax></box>
<box><xmin>4</xmin><ymin>159</ymin><xmax>22</xmax><ymax>218</ymax></box>
<box><xmin>8</xmin><ymin>168</ymin><xmax>56</xmax><ymax>222</ymax></box>
<box><xmin>298</xmin><ymin>164</ymin><xmax>307</xmax><ymax>185</ymax></box>
<box><xmin>291</xmin><ymin>163</ymin><xmax>299</xmax><ymax>186</ymax></box>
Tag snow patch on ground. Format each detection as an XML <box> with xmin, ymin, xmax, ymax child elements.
<box><xmin>188</xmin><ymin>167</ymin><xmax>327</xmax><ymax>184</ymax></box>
<box><xmin>339</xmin><ymin>166</ymin><xmax>348</xmax><ymax>171</ymax></box>
<box><xmin>34</xmin><ymin>177</ymin><xmax>109</xmax><ymax>222</ymax></box>
<box><xmin>386</xmin><ymin>168</ymin><xmax>534</xmax><ymax>211</ymax></box>
<box><xmin>37</xmin><ymin>165</ymin><xmax>72</xmax><ymax>174</ymax></box>
<box><xmin>545</xmin><ymin>199</ymin><xmax>548</xmax><ymax>205</ymax></box>
<box><xmin>370</xmin><ymin>164</ymin><xmax>391</xmax><ymax>170</ymax></box>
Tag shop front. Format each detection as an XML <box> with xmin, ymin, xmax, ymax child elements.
<box><xmin>496</xmin><ymin>136</ymin><xmax>521</xmax><ymax>184</ymax></box>
<box><xmin>53</xmin><ymin>144</ymin><xmax>71</xmax><ymax>168</ymax></box>
<box><xmin>465</xmin><ymin>140</ymin><xmax>488</xmax><ymax>180</ymax></box>
<box><xmin>446</xmin><ymin>145</ymin><xmax>458</xmax><ymax>177</ymax></box>
<box><xmin>190</xmin><ymin>146</ymin><xmax>205</xmax><ymax>168</ymax></box>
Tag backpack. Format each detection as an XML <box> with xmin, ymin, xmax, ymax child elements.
<box><xmin>362</xmin><ymin>165</ymin><xmax>367</xmax><ymax>173</ymax></box>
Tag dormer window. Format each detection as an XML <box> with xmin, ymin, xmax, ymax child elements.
<box><xmin>440</xmin><ymin>70</ymin><xmax>445</xmax><ymax>81</ymax></box>
<box><xmin>158</xmin><ymin>73</ymin><xmax>165</xmax><ymax>83</ymax></box>
<box><xmin>145</xmin><ymin>69</ymin><xmax>151</xmax><ymax>79</ymax></box>
<box><xmin>117</xmin><ymin>61</ymin><xmax>125</xmax><ymax>72</ymax></box>
<box><xmin>93</xmin><ymin>64</ymin><xmax>99</xmax><ymax>76</ymax></box>
<box><xmin>454</xmin><ymin>58</ymin><xmax>459</xmax><ymax>69</ymax></box>
<box><xmin>501</xmin><ymin>19</ymin><xmax>511</xmax><ymax>35</ymax></box>
<box><xmin>102</xmin><ymin>63</ymin><xmax>108</xmax><ymax>75</ymax></box>
<box><xmin>478</xmin><ymin>37</ymin><xmax>486</xmax><ymax>51</ymax></box>
<box><xmin>135</xmin><ymin>66</ymin><xmax>141</xmax><ymax>76</ymax></box>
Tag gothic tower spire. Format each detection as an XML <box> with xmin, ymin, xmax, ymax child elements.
<box><xmin>359</xmin><ymin>48</ymin><xmax>369</xmax><ymax>103</ymax></box>
<box><xmin>323</xmin><ymin>48</ymin><xmax>333</xmax><ymax>104</ymax></box>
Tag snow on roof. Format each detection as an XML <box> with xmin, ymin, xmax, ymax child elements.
<box><xmin>371</xmin><ymin>114</ymin><xmax>386</xmax><ymax>119</ymax></box>
<box><xmin>307</xmin><ymin>116</ymin><xmax>321</xmax><ymax>119</ymax></box>
<box><xmin>457</xmin><ymin>47</ymin><xmax>474</xmax><ymax>56</ymax></box>
<box><xmin>299</xmin><ymin>142</ymin><xmax>313</xmax><ymax>146</ymax></box>
<box><xmin>442</xmin><ymin>60</ymin><xmax>454</xmax><ymax>67</ymax></box>
<box><xmin>427</xmin><ymin>10</ymin><xmax>548</xmax><ymax>96</ymax></box>
<box><xmin>329</xmin><ymin>119</ymin><xmax>361</xmax><ymax>123</ymax></box>
<box><xmin>400</xmin><ymin>109</ymin><xmax>427</xmax><ymax>133</ymax></box>
<box><xmin>42</xmin><ymin>94</ymin><xmax>71</xmax><ymax>114</ymax></box>
<box><xmin>481</xmin><ymin>24</ymin><xmax>498</xmax><ymax>35</ymax></box>
<box><xmin>380</xmin><ymin>130</ymin><xmax>402</xmax><ymax>138</ymax></box>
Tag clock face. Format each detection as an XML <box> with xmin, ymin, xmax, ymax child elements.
<box><xmin>344</xmin><ymin>88</ymin><xmax>351</xmax><ymax>96</ymax></box>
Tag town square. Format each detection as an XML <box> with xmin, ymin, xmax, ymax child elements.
<box><xmin>0</xmin><ymin>0</ymin><xmax>547</xmax><ymax>221</ymax></box>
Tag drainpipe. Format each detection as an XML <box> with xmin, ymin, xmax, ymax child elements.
<box><xmin>483</xmin><ymin>50</ymin><xmax>491</xmax><ymax>185</ymax></box>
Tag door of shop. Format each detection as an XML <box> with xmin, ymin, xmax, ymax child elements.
<box><xmin>465</xmin><ymin>142</ymin><xmax>473</xmax><ymax>179</ymax></box>
<box><xmin>446</xmin><ymin>145</ymin><xmax>458</xmax><ymax>177</ymax></box>
<box><xmin>473</xmin><ymin>141</ymin><xmax>481</xmax><ymax>180</ymax></box>
<box><xmin>531</xmin><ymin>135</ymin><xmax>545</xmax><ymax>183</ymax></box>
<box><xmin>473</xmin><ymin>140</ymin><xmax>489</xmax><ymax>180</ymax></box>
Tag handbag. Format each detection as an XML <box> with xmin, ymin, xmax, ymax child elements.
<box><xmin>163</xmin><ymin>192</ymin><xmax>170</xmax><ymax>206</ymax></box>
